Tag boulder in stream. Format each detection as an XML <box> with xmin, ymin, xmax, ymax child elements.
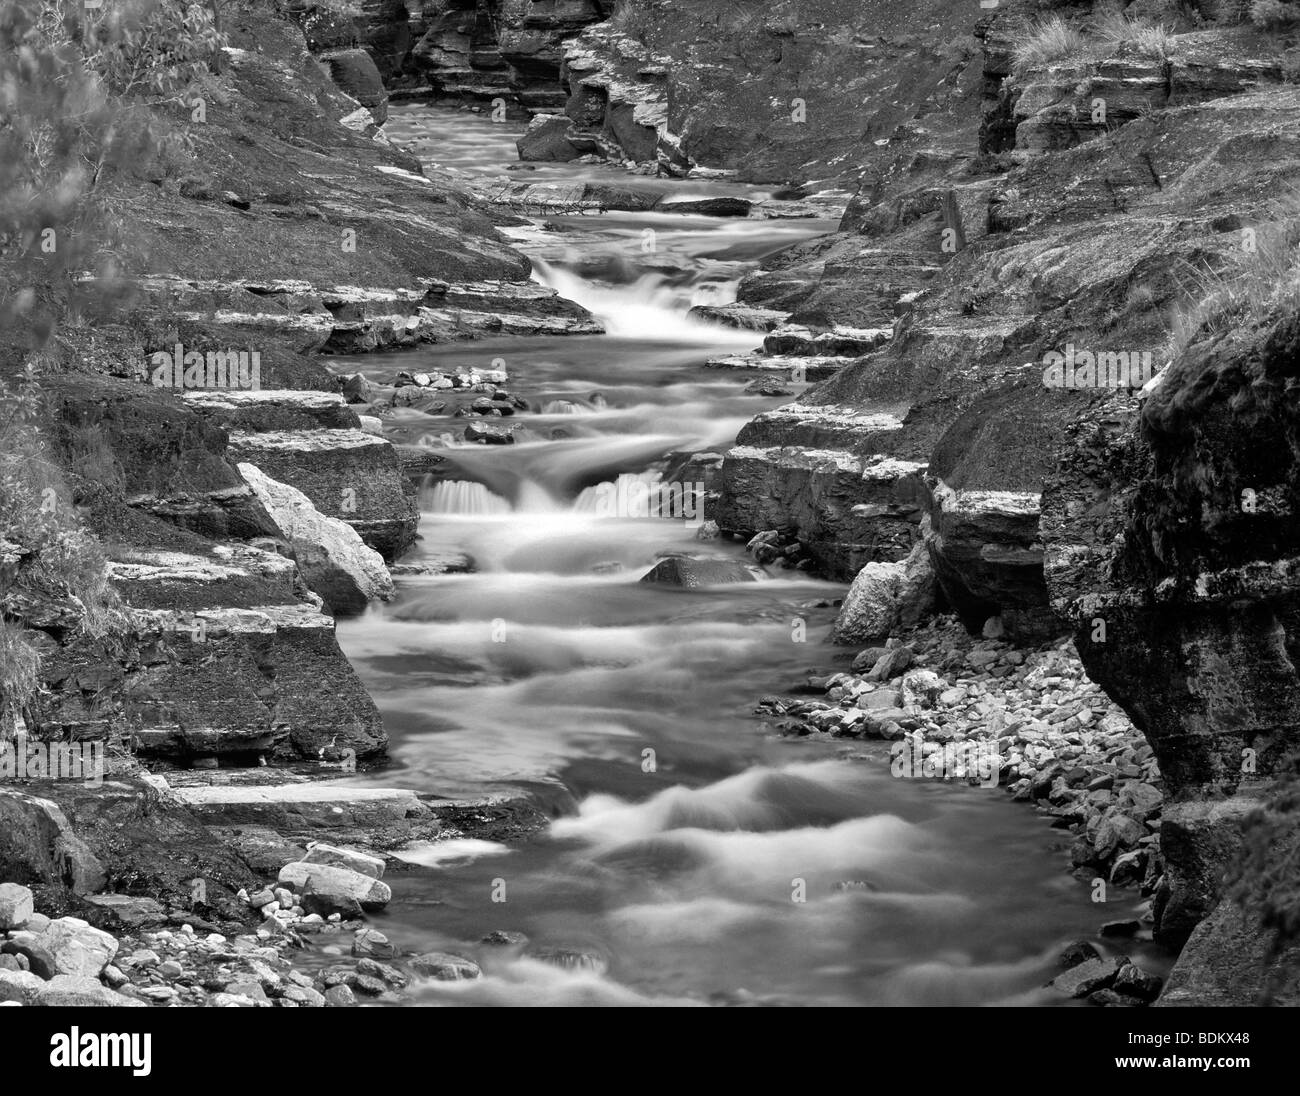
<box><xmin>640</xmin><ymin>556</ymin><xmax>763</xmax><ymax>588</ymax></box>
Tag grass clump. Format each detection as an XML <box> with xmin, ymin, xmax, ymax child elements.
<box><xmin>1166</xmin><ymin>195</ymin><xmax>1300</xmax><ymax>358</ymax></box>
<box><xmin>1012</xmin><ymin>16</ymin><xmax>1088</xmax><ymax>72</ymax></box>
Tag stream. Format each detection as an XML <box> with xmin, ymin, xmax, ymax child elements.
<box><xmin>329</xmin><ymin>103</ymin><xmax>1111</xmax><ymax>1007</ymax></box>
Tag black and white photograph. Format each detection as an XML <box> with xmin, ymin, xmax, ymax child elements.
<box><xmin>0</xmin><ymin>0</ymin><xmax>1293</xmax><ymax>1060</ymax></box>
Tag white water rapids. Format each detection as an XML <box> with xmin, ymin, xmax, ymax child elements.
<box><xmin>325</xmin><ymin>103</ymin><xmax>1128</xmax><ymax>1007</ymax></box>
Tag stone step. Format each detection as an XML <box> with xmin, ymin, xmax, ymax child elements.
<box><xmin>687</xmin><ymin>303</ymin><xmax>789</xmax><ymax>332</ymax></box>
<box><xmin>170</xmin><ymin>782</ymin><xmax>427</xmax><ymax>827</ymax></box>
<box><xmin>80</xmin><ymin>274</ymin><xmax>602</xmax><ymax>356</ymax></box>
<box><xmin>704</xmin><ymin>353</ymin><xmax>848</xmax><ymax>380</ymax></box>
<box><xmin>182</xmin><ymin>389</ymin><xmax>359</xmax><ymax>432</ymax></box>
<box><xmin>764</xmin><ymin>324</ymin><xmax>893</xmax><ymax>358</ymax></box>
<box><xmin>30</xmin><ymin>548</ymin><xmax>387</xmax><ymax>763</ymax></box>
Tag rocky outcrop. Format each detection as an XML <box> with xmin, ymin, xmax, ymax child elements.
<box><xmin>356</xmin><ymin>0</ymin><xmax>611</xmax><ymax>107</ymax></box>
<box><xmin>719</xmin><ymin>7</ymin><xmax>1300</xmax><ymax>644</ymax></box>
<box><xmin>1042</xmin><ymin>297</ymin><xmax>1300</xmax><ymax>995</ymax></box>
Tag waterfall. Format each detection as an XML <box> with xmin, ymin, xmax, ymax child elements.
<box><xmin>533</xmin><ymin>260</ymin><xmax>757</xmax><ymax>346</ymax></box>
<box><xmin>423</xmin><ymin>480</ymin><xmax>511</xmax><ymax>515</ymax></box>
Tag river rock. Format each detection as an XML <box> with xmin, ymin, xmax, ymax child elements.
<box><xmin>0</xmin><ymin>883</ymin><xmax>34</xmax><ymax>930</ymax></box>
<box><xmin>833</xmin><ymin>564</ymin><xmax>904</xmax><ymax>644</ymax></box>
<box><xmin>1113</xmin><ymin>961</ymin><xmax>1163</xmax><ymax>1002</ymax></box>
<box><xmin>351</xmin><ymin>928</ymin><xmax>398</xmax><ymax>960</ymax></box>
<box><xmin>6</xmin><ymin>917</ymin><xmax>119</xmax><ymax>980</ymax></box>
<box><xmin>0</xmin><ymin>969</ymin><xmax>45</xmax><ymax>1006</ymax></box>
<box><xmin>1048</xmin><ymin>956</ymin><xmax>1122</xmax><ymax>998</ymax></box>
<box><xmin>639</xmin><ymin>556</ymin><xmax>762</xmax><ymax>588</ymax></box>
<box><xmin>82</xmin><ymin>895</ymin><xmax>167</xmax><ymax>931</ymax></box>
<box><xmin>900</xmin><ymin>670</ymin><xmax>945</xmax><ymax>710</ymax></box>
<box><xmin>865</xmin><ymin>646</ymin><xmax>912</xmax><ymax>682</ymax></box>
<box><xmin>277</xmin><ymin>862</ymin><xmax>392</xmax><ymax>916</ymax></box>
<box><xmin>409</xmin><ymin>952</ymin><xmax>482</xmax><ymax>981</ymax></box>
<box><xmin>323</xmin><ymin>983</ymin><xmax>357</xmax><ymax>1006</ymax></box>
<box><xmin>833</xmin><ymin>540</ymin><xmax>935</xmax><ymax>644</ymax></box>
<box><xmin>301</xmin><ymin>843</ymin><xmax>386</xmax><ymax>879</ymax></box>
<box><xmin>464</xmin><ymin>421</ymin><xmax>515</xmax><ymax>445</ymax></box>
<box><xmin>517</xmin><ymin>114</ymin><xmax>580</xmax><ymax>161</ymax></box>
<box><xmin>340</xmin><ymin>373</ymin><xmax>376</xmax><ymax>404</ymax></box>
<box><xmin>656</xmin><ymin>197</ymin><xmax>752</xmax><ymax>217</ymax></box>
<box><xmin>35</xmin><ymin>975</ymin><xmax>148</xmax><ymax>1008</ymax></box>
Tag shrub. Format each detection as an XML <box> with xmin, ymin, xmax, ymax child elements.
<box><xmin>1252</xmin><ymin>1</ymin><xmax>1300</xmax><ymax>30</ymax></box>
<box><xmin>78</xmin><ymin>0</ymin><xmax>228</xmax><ymax>102</ymax></box>
<box><xmin>1012</xmin><ymin>16</ymin><xmax>1088</xmax><ymax>72</ymax></box>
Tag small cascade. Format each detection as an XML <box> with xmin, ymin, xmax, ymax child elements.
<box><xmin>533</xmin><ymin>260</ymin><xmax>757</xmax><ymax>346</ymax></box>
<box><xmin>572</xmin><ymin>471</ymin><xmax>697</xmax><ymax>522</ymax></box>
<box><xmin>423</xmin><ymin>480</ymin><xmax>511</xmax><ymax>515</ymax></box>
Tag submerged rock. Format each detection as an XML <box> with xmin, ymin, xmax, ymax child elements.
<box><xmin>656</xmin><ymin>197</ymin><xmax>752</xmax><ymax>217</ymax></box>
<box><xmin>409</xmin><ymin>952</ymin><xmax>482</xmax><ymax>981</ymax></box>
<box><xmin>639</xmin><ymin>556</ymin><xmax>762</xmax><ymax>588</ymax></box>
<box><xmin>464</xmin><ymin>421</ymin><xmax>516</xmax><ymax>445</ymax></box>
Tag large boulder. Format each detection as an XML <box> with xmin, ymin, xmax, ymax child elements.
<box><xmin>36</xmin><ymin>975</ymin><xmax>146</xmax><ymax>1008</ymax></box>
<box><xmin>0</xmin><ymin>790</ymin><xmax>106</xmax><ymax>894</ymax></box>
<box><xmin>299</xmin><ymin>842</ymin><xmax>386</xmax><ymax>879</ymax></box>
<box><xmin>5</xmin><ymin>917</ymin><xmax>118</xmax><ymax>979</ymax></box>
<box><xmin>0</xmin><ymin>883</ymin><xmax>35</xmax><ymax>930</ymax></box>
<box><xmin>319</xmin><ymin>48</ymin><xmax>388</xmax><ymax>124</ymax></box>
<box><xmin>409</xmin><ymin>952</ymin><xmax>482</xmax><ymax>981</ymax></box>
<box><xmin>0</xmin><ymin>969</ymin><xmax>45</xmax><ymax>1006</ymax></box>
<box><xmin>277</xmin><ymin>862</ymin><xmax>391</xmax><ymax>917</ymax></box>
<box><xmin>517</xmin><ymin>114</ymin><xmax>580</xmax><ymax>161</ymax></box>
<box><xmin>239</xmin><ymin>462</ymin><xmax>394</xmax><ymax>616</ymax></box>
<box><xmin>832</xmin><ymin>539</ymin><xmax>935</xmax><ymax>644</ymax></box>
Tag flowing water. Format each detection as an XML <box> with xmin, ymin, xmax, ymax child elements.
<box><xmin>330</xmin><ymin>104</ymin><xmax>1130</xmax><ymax>1006</ymax></box>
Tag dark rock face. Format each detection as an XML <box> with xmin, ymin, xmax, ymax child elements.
<box><xmin>359</xmin><ymin>0</ymin><xmax>610</xmax><ymax>106</ymax></box>
<box><xmin>320</xmin><ymin>47</ymin><xmax>390</xmax><ymax>123</ymax></box>
<box><xmin>1158</xmin><ymin>898</ymin><xmax>1300</xmax><ymax>1007</ymax></box>
<box><xmin>0</xmin><ymin>778</ymin><xmax>257</xmax><ymax>922</ymax></box>
<box><xmin>47</xmin><ymin>375</ymin><xmax>279</xmax><ymax>544</ymax></box>
<box><xmin>0</xmin><ymin>790</ymin><xmax>106</xmax><ymax>895</ymax></box>
<box><xmin>717</xmin><ymin>10</ymin><xmax>1300</xmax><ymax>641</ymax></box>
<box><xmin>1043</xmin><ymin>305</ymin><xmax>1300</xmax><ymax>958</ymax></box>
